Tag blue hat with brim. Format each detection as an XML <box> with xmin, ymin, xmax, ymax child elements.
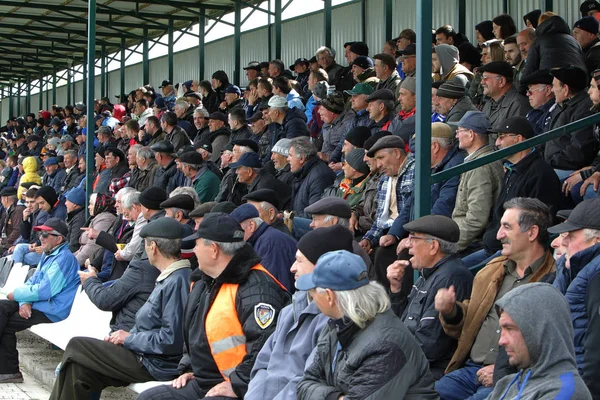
<box><xmin>447</xmin><ymin>110</ymin><xmax>491</xmax><ymax>134</ymax></box>
<box><xmin>296</xmin><ymin>250</ymin><xmax>370</xmax><ymax>291</ymax></box>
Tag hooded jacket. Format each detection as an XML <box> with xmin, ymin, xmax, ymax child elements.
<box><xmin>436</xmin><ymin>44</ymin><xmax>474</xmax><ymax>88</ymax></box>
<box><xmin>208</xmin><ymin>126</ymin><xmax>232</xmax><ymax>163</ymax></box>
<box><xmin>18</xmin><ymin>156</ymin><xmax>42</xmax><ymax>200</ymax></box>
<box><xmin>487</xmin><ymin>283</ymin><xmax>592</xmax><ymax>400</ymax></box>
<box><xmin>269</xmin><ymin>108</ymin><xmax>310</xmax><ymax>150</ymax></box>
<box><xmin>521</xmin><ymin>16</ymin><xmax>587</xmax><ymax>81</ymax></box>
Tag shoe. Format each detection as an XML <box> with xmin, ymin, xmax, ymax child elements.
<box><xmin>0</xmin><ymin>372</ymin><xmax>24</xmax><ymax>383</ymax></box>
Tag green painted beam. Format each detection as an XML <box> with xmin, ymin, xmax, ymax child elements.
<box><xmin>199</xmin><ymin>8</ymin><xmax>206</xmax><ymax>80</ymax></box>
<box><xmin>275</xmin><ymin>0</ymin><xmax>282</xmax><ymax>59</ymax></box>
<box><xmin>234</xmin><ymin>3</ymin><xmax>242</xmax><ymax>86</ymax></box>
<box><xmin>101</xmin><ymin>46</ymin><xmax>107</xmax><ymax>98</ymax></box>
<box><xmin>26</xmin><ymin>76</ymin><xmax>31</xmax><ymax>115</ymax></box>
<box><xmin>86</xmin><ymin>0</ymin><xmax>97</xmax><ymax>218</ymax></box>
<box><xmin>143</xmin><ymin>28</ymin><xmax>150</xmax><ymax>85</ymax></box>
<box><xmin>457</xmin><ymin>0</ymin><xmax>466</xmax><ymax>35</ymax></box>
<box><xmin>39</xmin><ymin>72</ymin><xmax>43</xmax><ymax>111</ymax></box>
<box><xmin>324</xmin><ymin>0</ymin><xmax>332</xmax><ymax>48</ymax></box>
<box><xmin>432</xmin><ymin>113</ymin><xmax>600</xmax><ymax>184</ymax></box>
<box><xmin>545</xmin><ymin>0</ymin><xmax>553</xmax><ymax>11</ymax></box>
<box><xmin>52</xmin><ymin>67</ymin><xmax>57</xmax><ymax>105</ymax></box>
<box><xmin>168</xmin><ymin>18</ymin><xmax>174</xmax><ymax>83</ymax></box>
<box><xmin>121</xmin><ymin>37</ymin><xmax>126</xmax><ymax>99</ymax></box>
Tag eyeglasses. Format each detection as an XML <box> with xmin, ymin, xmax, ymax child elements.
<box><xmin>40</xmin><ymin>231</ymin><xmax>59</xmax><ymax>238</ymax></box>
<box><xmin>497</xmin><ymin>133</ymin><xmax>519</xmax><ymax>139</ymax></box>
<box><xmin>407</xmin><ymin>234</ymin><xmax>431</xmax><ymax>244</ymax></box>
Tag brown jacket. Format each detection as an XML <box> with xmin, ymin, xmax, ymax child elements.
<box><xmin>0</xmin><ymin>203</ymin><xmax>25</xmax><ymax>250</ymax></box>
<box><xmin>440</xmin><ymin>250</ymin><xmax>556</xmax><ymax>373</ymax></box>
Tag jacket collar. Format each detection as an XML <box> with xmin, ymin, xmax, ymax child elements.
<box><xmin>567</xmin><ymin>242</ymin><xmax>600</xmax><ymax>276</ymax></box>
<box><xmin>422</xmin><ymin>254</ymin><xmax>458</xmax><ymax>279</ymax></box>
<box><xmin>202</xmin><ymin>243</ymin><xmax>262</xmax><ymax>285</ymax></box>
<box><xmin>433</xmin><ymin>145</ymin><xmax>461</xmax><ymax>172</ymax></box>
<box><xmin>156</xmin><ymin>259</ymin><xmax>191</xmax><ymax>282</ymax></box>
<box><xmin>329</xmin><ymin>317</ymin><xmax>362</xmax><ymax>348</ymax></box>
<box><xmin>247</xmin><ymin>221</ymin><xmax>270</xmax><ymax>246</ymax></box>
<box><xmin>293</xmin><ymin>155</ymin><xmax>320</xmax><ymax>179</ymax></box>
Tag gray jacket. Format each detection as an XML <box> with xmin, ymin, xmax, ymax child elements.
<box><xmin>74</xmin><ymin>211</ymin><xmax>117</xmax><ymax>267</ymax></box>
<box><xmin>488</xmin><ymin>283</ymin><xmax>592</xmax><ymax>400</ymax></box>
<box><xmin>446</xmin><ymin>96</ymin><xmax>477</xmax><ymax>129</ymax></box>
<box><xmin>297</xmin><ymin>309</ymin><xmax>439</xmax><ymax>400</ymax></box>
<box><xmin>482</xmin><ymin>85</ymin><xmax>531</xmax><ymax>128</ymax></box>
<box><xmin>246</xmin><ymin>291</ymin><xmax>328</xmax><ymax>400</ymax></box>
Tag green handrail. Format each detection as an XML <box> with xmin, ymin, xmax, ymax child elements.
<box><xmin>430</xmin><ymin>112</ymin><xmax>600</xmax><ymax>184</ymax></box>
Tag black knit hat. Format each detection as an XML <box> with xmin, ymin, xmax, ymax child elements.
<box><xmin>345</xmin><ymin>126</ymin><xmax>372</xmax><ymax>148</ymax></box>
<box><xmin>34</xmin><ymin>185</ymin><xmax>58</xmax><ymax>207</ymax></box>
<box><xmin>345</xmin><ymin>148</ymin><xmax>370</xmax><ymax>175</ymax></box>
<box><xmin>297</xmin><ymin>225</ymin><xmax>354</xmax><ymax>264</ymax></box>
<box><xmin>139</xmin><ymin>187</ymin><xmax>167</xmax><ymax>210</ymax></box>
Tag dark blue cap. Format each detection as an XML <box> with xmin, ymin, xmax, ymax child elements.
<box><xmin>184</xmin><ymin>212</ymin><xmax>245</xmax><ymax>242</ymax></box>
<box><xmin>224</xmin><ymin>85</ymin><xmax>242</xmax><ymax>96</ymax></box>
<box><xmin>229</xmin><ymin>152</ymin><xmax>263</xmax><ymax>169</ymax></box>
<box><xmin>43</xmin><ymin>157</ymin><xmax>59</xmax><ymax>166</ymax></box>
<box><xmin>230</xmin><ymin>203</ymin><xmax>260</xmax><ymax>223</ymax></box>
<box><xmin>447</xmin><ymin>111</ymin><xmax>491</xmax><ymax>134</ymax></box>
<box><xmin>296</xmin><ymin>250</ymin><xmax>370</xmax><ymax>291</ymax></box>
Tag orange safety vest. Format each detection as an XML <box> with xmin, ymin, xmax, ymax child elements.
<box><xmin>205</xmin><ymin>264</ymin><xmax>286</xmax><ymax>380</ymax></box>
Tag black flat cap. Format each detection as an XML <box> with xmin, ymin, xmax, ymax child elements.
<box><xmin>194</xmin><ymin>139</ymin><xmax>212</xmax><ymax>153</ymax></box>
<box><xmin>488</xmin><ymin>116</ymin><xmax>535</xmax><ymax>139</ymax></box>
<box><xmin>208</xmin><ymin>112</ymin><xmax>228</xmax><ymax>123</ymax></box>
<box><xmin>176</xmin><ymin>145</ymin><xmax>196</xmax><ymax>159</ymax></box>
<box><xmin>550</xmin><ymin>65</ymin><xmax>589</xmax><ymax>92</ymax></box>
<box><xmin>150</xmin><ymin>140</ymin><xmax>175</xmax><ymax>154</ymax></box>
<box><xmin>478</xmin><ymin>61</ymin><xmax>514</xmax><ymax>79</ymax></box>
<box><xmin>211</xmin><ymin>201</ymin><xmax>237</xmax><ymax>214</ymax></box>
<box><xmin>160</xmin><ymin>194</ymin><xmax>195</xmax><ymax>211</ymax></box>
<box><xmin>519</xmin><ymin>70</ymin><xmax>554</xmax><ymax>86</ymax></box>
<box><xmin>548</xmin><ymin>198</ymin><xmax>600</xmax><ymax>233</ymax></box>
<box><xmin>184</xmin><ymin>212</ymin><xmax>245</xmax><ymax>243</ymax></box>
<box><xmin>189</xmin><ymin>201</ymin><xmax>218</xmax><ymax>218</ymax></box>
<box><xmin>366</xmin><ymin>135</ymin><xmax>405</xmax><ymax>157</ymax></box>
<box><xmin>403</xmin><ymin>215</ymin><xmax>460</xmax><ymax>243</ymax></box>
<box><xmin>242</xmin><ymin>188</ymin><xmax>280</xmax><ymax>209</ymax></box>
<box><xmin>231</xmin><ymin>139</ymin><xmax>259</xmax><ymax>153</ymax></box>
<box><xmin>364</xmin><ymin>131</ymin><xmax>392</xmax><ymax>151</ymax></box>
<box><xmin>27</xmin><ymin>135</ymin><xmax>41</xmax><ymax>143</ymax></box>
<box><xmin>304</xmin><ymin>197</ymin><xmax>351</xmax><ymax>219</ymax></box>
<box><xmin>139</xmin><ymin>217</ymin><xmax>186</xmax><ymax>239</ymax></box>
<box><xmin>179</xmin><ymin>151</ymin><xmax>204</xmax><ymax>165</ymax></box>
<box><xmin>0</xmin><ymin>186</ymin><xmax>17</xmax><ymax>197</ymax></box>
<box><xmin>366</xmin><ymin>89</ymin><xmax>395</xmax><ymax>103</ymax></box>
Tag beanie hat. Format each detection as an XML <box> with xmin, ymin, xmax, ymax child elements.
<box><xmin>35</xmin><ymin>185</ymin><xmax>58</xmax><ymax>207</ymax></box>
<box><xmin>139</xmin><ymin>186</ymin><xmax>167</xmax><ymax>210</ymax></box>
<box><xmin>272</xmin><ymin>138</ymin><xmax>292</xmax><ymax>156</ymax></box>
<box><xmin>574</xmin><ymin>16</ymin><xmax>599</xmax><ymax>35</ymax></box>
<box><xmin>65</xmin><ymin>187</ymin><xmax>86</xmax><ymax>207</ymax></box>
<box><xmin>313</xmin><ymin>81</ymin><xmax>329</xmax><ymax>99</ymax></box>
<box><xmin>345</xmin><ymin>148</ymin><xmax>370</xmax><ymax>175</ymax></box>
<box><xmin>344</xmin><ymin>126</ymin><xmax>372</xmax><ymax>148</ymax></box>
<box><xmin>297</xmin><ymin>225</ymin><xmax>354</xmax><ymax>264</ymax></box>
<box><xmin>436</xmin><ymin>80</ymin><xmax>466</xmax><ymax>99</ymax></box>
<box><xmin>320</xmin><ymin>92</ymin><xmax>345</xmax><ymax>114</ymax></box>
<box><xmin>349</xmin><ymin>41</ymin><xmax>369</xmax><ymax>57</ymax></box>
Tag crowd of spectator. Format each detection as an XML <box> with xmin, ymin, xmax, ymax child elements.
<box><xmin>2</xmin><ymin>2</ymin><xmax>600</xmax><ymax>399</ymax></box>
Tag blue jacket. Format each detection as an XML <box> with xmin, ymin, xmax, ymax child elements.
<box><xmin>286</xmin><ymin>90</ymin><xmax>305</xmax><ymax>111</ymax></box>
<box><xmin>526</xmin><ymin>98</ymin><xmax>554</xmax><ymax>137</ymax></box>
<box><xmin>44</xmin><ymin>169</ymin><xmax>67</xmax><ymax>195</ymax></box>
<box><xmin>291</xmin><ymin>156</ymin><xmax>336</xmax><ymax>218</ymax></box>
<box><xmin>305</xmin><ymin>95</ymin><xmax>316</xmax><ymax>124</ymax></box>
<box><xmin>124</xmin><ymin>260</ymin><xmax>191</xmax><ymax>381</ymax></box>
<box><xmin>49</xmin><ymin>202</ymin><xmax>67</xmax><ymax>221</ymax></box>
<box><xmin>389</xmin><ymin>146</ymin><xmax>463</xmax><ymax>238</ymax></box>
<box><xmin>248</xmin><ymin>222</ymin><xmax>297</xmax><ymax>292</ymax></box>
<box><xmin>246</xmin><ymin>291</ymin><xmax>328</xmax><ymax>400</ymax></box>
<box><xmin>13</xmin><ymin>242</ymin><xmax>80</xmax><ymax>322</ymax></box>
<box><xmin>553</xmin><ymin>243</ymin><xmax>600</xmax><ymax>374</ymax></box>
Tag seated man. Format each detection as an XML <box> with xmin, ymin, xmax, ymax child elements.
<box><xmin>486</xmin><ymin>283</ymin><xmax>592</xmax><ymax>400</ymax></box>
<box><xmin>549</xmin><ymin>198</ymin><xmax>600</xmax><ymax>397</ymax></box>
<box><xmin>0</xmin><ymin>218</ymin><xmax>79</xmax><ymax>383</ymax></box>
<box><xmin>333</xmin><ymin>148</ymin><xmax>371</xmax><ymax>207</ymax></box>
<box><xmin>242</xmin><ymin>189</ymin><xmax>292</xmax><ymax>236</ymax></box>
<box><xmin>9</xmin><ymin>187</ymin><xmax>46</xmax><ymax>266</ymax></box>
<box><xmin>245</xmin><ymin>225</ymin><xmax>354</xmax><ymax>400</ymax></box>
<box><xmin>296</xmin><ymin>250</ymin><xmax>438</xmax><ymax>399</ymax></box>
<box><xmin>138</xmin><ymin>213</ymin><xmax>290</xmax><ymax>399</ymax></box>
<box><xmin>230</xmin><ymin>203</ymin><xmax>296</xmax><ymax>292</ymax></box>
<box><xmin>0</xmin><ymin>187</ymin><xmax>25</xmax><ymax>254</ymax></box>
<box><xmin>179</xmin><ymin>151</ymin><xmax>220</xmax><ymax>203</ymax></box>
<box><xmin>434</xmin><ymin>198</ymin><xmax>556</xmax><ymax>400</ymax></box>
<box><xmin>388</xmin><ymin>215</ymin><xmax>473</xmax><ymax>379</ymax></box>
<box><xmin>49</xmin><ymin>218</ymin><xmax>192</xmax><ymax>399</ymax></box>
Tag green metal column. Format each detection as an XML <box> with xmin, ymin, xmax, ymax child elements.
<box><xmin>121</xmin><ymin>37</ymin><xmax>126</xmax><ymax>99</ymax></box>
<box><xmin>324</xmin><ymin>0</ymin><xmax>332</xmax><ymax>48</ymax></box>
<box><xmin>168</xmin><ymin>18</ymin><xmax>174</xmax><ymax>83</ymax></box>
<box><xmin>67</xmin><ymin>67</ymin><xmax>72</xmax><ymax>105</ymax></box>
<box><xmin>234</xmin><ymin>2</ymin><xmax>241</xmax><ymax>86</ymax></box>
<box><xmin>46</xmin><ymin>77</ymin><xmax>49</xmax><ymax>110</ymax></box>
<box><xmin>545</xmin><ymin>0</ymin><xmax>553</xmax><ymax>11</ymax></box>
<box><xmin>502</xmin><ymin>0</ymin><xmax>508</xmax><ymax>13</ymax></box>
<box><xmin>86</xmin><ymin>0</ymin><xmax>97</xmax><ymax>217</ymax></box>
<box><xmin>143</xmin><ymin>28</ymin><xmax>149</xmax><ymax>85</ymax></box>
<box><xmin>414</xmin><ymin>0</ymin><xmax>433</xmax><ymax>219</ymax></box>
<box><xmin>39</xmin><ymin>72</ymin><xmax>43</xmax><ymax>111</ymax></box>
<box><xmin>52</xmin><ymin>66</ymin><xmax>57</xmax><ymax>106</ymax></box>
<box><xmin>384</xmin><ymin>0</ymin><xmax>393</xmax><ymax>40</ymax></box>
<box><xmin>8</xmin><ymin>85</ymin><xmax>13</xmax><ymax>118</ymax></box>
<box><xmin>361</xmin><ymin>0</ymin><xmax>367</xmax><ymax>43</ymax></box>
<box><xmin>268</xmin><ymin>0</ymin><xmax>272</xmax><ymax>60</ymax></box>
<box><xmin>16</xmin><ymin>79</ymin><xmax>21</xmax><ymax>117</ymax></box>
<box><xmin>101</xmin><ymin>45</ymin><xmax>106</xmax><ymax>98</ymax></box>
<box><xmin>457</xmin><ymin>0</ymin><xmax>466</xmax><ymax>35</ymax></box>
<box><xmin>26</xmin><ymin>75</ymin><xmax>31</xmax><ymax>114</ymax></box>
<box><xmin>274</xmin><ymin>0</ymin><xmax>282</xmax><ymax>59</ymax></box>
<box><xmin>83</xmin><ymin>56</ymin><xmax>87</xmax><ymax>104</ymax></box>
<box><xmin>199</xmin><ymin>8</ymin><xmax>206</xmax><ymax>80</ymax></box>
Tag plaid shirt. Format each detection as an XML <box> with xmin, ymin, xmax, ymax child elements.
<box><xmin>363</xmin><ymin>153</ymin><xmax>415</xmax><ymax>245</ymax></box>
<box><xmin>109</xmin><ymin>172</ymin><xmax>131</xmax><ymax>197</ymax></box>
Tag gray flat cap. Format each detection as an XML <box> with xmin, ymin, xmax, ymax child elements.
<box><xmin>403</xmin><ymin>215</ymin><xmax>460</xmax><ymax>243</ymax></box>
<box><xmin>304</xmin><ymin>197</ymin><xmax>351</xmax><ymax>219</ymax></box>
<box><xmin>366</xmin><ymin>135</ymin><xmax>405</xmax><ymax>157</ymax></box>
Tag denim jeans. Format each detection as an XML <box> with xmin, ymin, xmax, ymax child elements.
<box><xmin>435</xmin><ymin>360</ymin><xmax>494</xmax><ymax>400</ymax></box>
<box><xmin>292</xmin><ymin>217</ymin><xmax>312</xmax><ymax>240</ymax></box>
<box><xmin>554</xmin><ymin>169</ymin><xmax>575</xmax><ymax>183</ymax></box>
<box><xmin>11</xmin><ymin>243</ymin><xmax>42</xmax><ymax>266</ymax></box>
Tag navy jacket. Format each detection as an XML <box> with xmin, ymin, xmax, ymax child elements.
<box><xmin>291</xmin><ymin>156</ymin><xmax>336</xmax><ymax>217</ymax></box>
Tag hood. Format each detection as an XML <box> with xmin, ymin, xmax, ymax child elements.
<box><xmin>22</xmin><ymin>156</ymin><xmax>38</xmax><ymax>174</ymax></box>
<box><xmin>495</xmin><ymin>283</ymin><xmax>577</xmax><ymax>377</ymax></box>
<box><xmin>435</xmin><ymin>44</ymin><xmax>459</xmax><ymax>76</ymax></box>
<box><xmin>536</xmin><ymin>15</ymin><xmax>571</xmax><ymax>36</ymax></box>
<box><xmin>284</xmin><ymin>106</ymin><xmax>308</xmax><ymax>124</ymax></box>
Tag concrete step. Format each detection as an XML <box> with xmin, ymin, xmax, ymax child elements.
<box><xmin>17</xmin><ymin>331</ymin><xmax>136</xmax><ymax>400</ymax></box>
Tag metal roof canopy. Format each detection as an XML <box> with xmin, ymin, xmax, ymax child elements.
<box><xmin>0</xmin><ymin>0</ymin><xmax>270</xmax><ymax>85</ymax></box>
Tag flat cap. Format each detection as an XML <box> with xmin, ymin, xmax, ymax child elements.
<box><xmin>194</xmin><ymin>139</ymin><xmax>212</xmax><ymax>153</ymax></box>
<box><xmin>224</xmin><ymin>85</ymin><xmax>242</xmax><ymax>96</ymax></box>
<box><xmin>366</xmin><ymin>135</ymin><xmax>405</xmax><ymax>157</ymax></box>
<box><xmin>184</xmin><ymin>212</ymin><xmax>245</xmax><ymax>243</ymax></box>
<box><xmin>230</xmin><ymin>203</ymin><xmax>260</xmax><ymax>223</ymax></box>
<box><xmin>27</xmin><ymin>135</ymin><xmax>41</xmax><ymax>143</ymax></box>
<box><xmin>366</xmin><ymin>88</ymin><xmax>395</xmax><ymax>103</ymax></box>
<box><xmin>399</xmin><ymin>43</ymin><xmax>416</xmax><ymax>55</ymax></box>
<box><xmin>550</xmin><ymin>65</ymin><xmax>589</xmax><ymax>92</ymax></box>
<box><xmin>231</xmin><ymin>138</ymin><xmax>259</xmax><ymax>153</ymax></box>
<box><xmin>211</xmin><ymin>201</ymin><xmax>237</xmax><ymax>214</ymax></box>
<box><xmin>431</xmin><ymin>122</ymin><xmax>454</xmax><ymax>139</ymax></box>
<box><xmin>229</xmin><ymin>152</ymin><xmax>263</xmax><ymax>169</ymax></box>
<box><xmin>548</xmin><ymin>198</ymin><xmax>600</xmax><ymax>233</ymax></box>
<box><xmin>363</xmin><ymin>131</ymin><xmax>392</xmax><ymax>151</ymax></box>
<box><xmin>139</xmin><ymin>217</ymin><xmax>186</xmax><ymax>239</ymax></box>
<box><xmin>189</xmin><ymin>201</ymin><xmax>218</xmax><ymax>218</ymax></box>
<box><xmin>179</xmin><ymin>151</ymin><xmax>204</xmax><ymax>165</ymax></box>
<box><xmin>43</xmin><ymin>157</ymin><xmax>59</xmax><ymax>167</ymax></box>
<box><xmin>478</xmin><ymin>61</ymin><xmax>514</xmax><ymax>79</ymax></box>
<box><xmin>0</xmin><ymin>186</ymin><xmax>17</xmax><ymax>197</ymax></box>
<box><xmin>304</xmin><ymin>197</ymin><xmax>351</xmax><ymax>218</ymax></box>
<box><xmin>150</xmin><ymin>140</ymin><xmax>175</xmax><ymax>154</ymax></box>
<box><xmin>160</xmin><ymin>194</ymin><xmax>195</xmax><ymax>211</ymax></box>
<box><xmin>519</xmin><ymin>70</ymin><xmax>554</xmax><ymax>86</ymax></box>
<box><xmin>242</xmin><ymin>188</ymin><xmax>280</xmax><ymax>209</ymax></box>
<box><xmin>208</xmin><ymin>112</ymin><xmax>228</xmax><ymax>123</ymax></box>
<box><xmin>403</xmin><ymin>215</ymin><xmax>460</xmax><ymax>243</ymax></box>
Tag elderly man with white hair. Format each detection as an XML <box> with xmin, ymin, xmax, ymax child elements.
<box><xmin>296</xmin><ymin>250</ymin><xmax>438</xmax><ymax>399</ymax></box>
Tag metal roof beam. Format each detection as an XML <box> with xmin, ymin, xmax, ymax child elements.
<box><xmin>0</xmin><ymin>23</ymin><xmax>143</xmax><ymax>39</ymax></box>
<box><xmin>125</xmin><ymin>0</ymin><xmax>233</xmax><ymax>11</ymax></box>
<box><xmin>0</xmin><ymin>32</ymin><xmax>112</xmax><ymax>46</ymax></box>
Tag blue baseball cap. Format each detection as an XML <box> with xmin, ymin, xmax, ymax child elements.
<box><xmin>229</xmin><ymin>152</ymin><xmax>263</xmax><ymax>169</ymax></box>
<box><xmin>447</xmin><ymin>110</ymin><xmax>491</xmax><ymax>134</ymax></box>
<box><xmin>224</xmin><ymin>85</ymin><xmax>242</xmax><ymax>96</ymax></box>
<box><xmin>296</xmin><ymin>250</ymin><xmax>370</xmax><ymax>291</ymax></box>
<box><xmin>43</xmin><ymin>157</ymin><xmax>59</xmax><ymax>166</ymax></box>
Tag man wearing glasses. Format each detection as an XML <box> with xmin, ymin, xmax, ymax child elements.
<box><xmin>0</xmin><ymin>218</ymin><xmax>80</xmax><ymax>383</ymax></box>
<box><xmin>521</xmin><ymin>70</ymin><xmax>555</xmax><ymax>136</ymax></box>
